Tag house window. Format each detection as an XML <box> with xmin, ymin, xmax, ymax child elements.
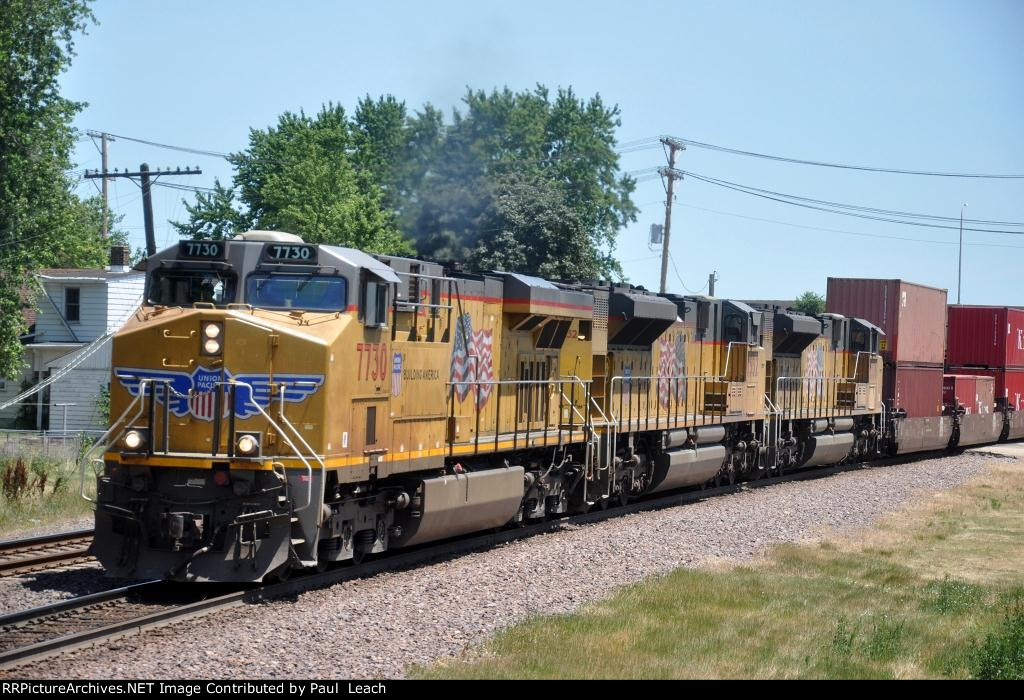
<box><xmin>65</xmin><ymin>288</ymin><xmax>80</xmax><ymax>323</ymax></box>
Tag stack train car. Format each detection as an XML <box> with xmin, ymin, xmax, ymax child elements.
<box><xmin>83</xmin><ymin>231</ymin><xmax>1023</xmax><ymax>582</ymax></box>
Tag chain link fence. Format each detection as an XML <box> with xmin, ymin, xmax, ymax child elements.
<box><xmin>0</xmin><ymin>430</ymin><xmax>105</xmax><ymax>463</ymax></box>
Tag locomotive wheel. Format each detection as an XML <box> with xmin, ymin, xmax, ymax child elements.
<box><xmin>267</xmin><ymin>561</ymin><xmax>292</xmax><ymax>583</ymax></box>
<box><xmin>352</xmin><ymin>529</ymin><xmax>376</xmax><ymax>565</ymax></box>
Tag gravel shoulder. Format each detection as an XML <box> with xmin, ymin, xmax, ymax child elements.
<box><xmin>3</xmin><ymin>452</ymin><xmax>1012</xmax><ymax>679</ymax></box>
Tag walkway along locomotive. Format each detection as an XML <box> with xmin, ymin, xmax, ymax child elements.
<box><xmin>82</xmin><ymin>231</ymin><xmax>1023</xmax><ymax>582</ymax></box>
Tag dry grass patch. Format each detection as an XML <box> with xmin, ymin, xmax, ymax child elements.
<box><xmin>416</xmin><ymin>458</ymin><xmax>1024</xmax><ymax>679</ymax></box>
<box><xmin>0</xmin><ymin>453</ymin><xmax>93</xmax><ymax>537</ymax></box>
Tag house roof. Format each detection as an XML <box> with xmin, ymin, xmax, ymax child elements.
<box><xmin>37</xmin><ymin>268</ymin><xmax>143</xmax><ymax>281</ymax></box>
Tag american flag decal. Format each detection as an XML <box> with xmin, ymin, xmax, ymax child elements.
<box><xmin>392</xmin><ymin>352</ymin><xmax>403</xmax><ymax>397</ymax></box>
<box><xmin>189</xmin><ymin>389</ymin><xmax>219</xmax><ymax>421</ymax></box>
<box><xmin>804</xmin><ymin>345</ymin><xmax>825</xmax><ymax>397</ymax></box>
<box><xmin>450</xmin><ymin>313</ymin><xmax>494</xmax><ymax>407</ymax></box>
<box><xmin>657</xmin><ymin>332</ymin><xmax>687</xmax><ymax>408</ymax></box>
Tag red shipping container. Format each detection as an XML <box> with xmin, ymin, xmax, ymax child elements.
<box><xmin>884</xmin><ymin>365</ymin><xmax>944</xmax><ymax>417</ymax></box>
<box><xmin>947</xmin><ymin>366</ymin><xmax>1024</xmax><ymax>411</ymax></box>
<box><xmin>946</xmin><ymin>306</ymin><xmax>1024</xmax><ymax>369</ymax></box>
<box><xmin>943</xmin><ymin>374</ymin><xmax>995</xmax><ymax>414</ymax></box>
<box><xmin>827</xmin><ymin>278</ymin><xmax>947</xmax><ymax>366</ymax></box>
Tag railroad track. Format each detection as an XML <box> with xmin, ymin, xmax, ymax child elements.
<box><xmin>0</xmin><ymin>529</ymin><xmax>95</xmax><ymax>578</ymax></box>
<box><xmin>0</xmin><ymin>452</ymin><xmax>948</xmax><ymax>672</ymax></box>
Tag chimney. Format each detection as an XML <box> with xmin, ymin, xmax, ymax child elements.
<box><xmin>108</xmin><ymin>245</ymin><xmax>130</xmax><ymax>272</ymax></box>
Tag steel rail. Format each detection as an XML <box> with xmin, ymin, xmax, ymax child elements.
<box><xmin>0</xmin><ymin>529</ymin><xmax>95</xmax><ymax>578</ymax></box>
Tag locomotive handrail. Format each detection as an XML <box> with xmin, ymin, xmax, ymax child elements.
<box><xmin>565</xmin><ymin>374</ymin><xmax>609</xmax><ymax>425</ymax></box>
<box><xmin>608</xmin><ymin>373</ymin><xmax>712</xmax><ymax>427</ymax></box>
<box><xmin>445</xmin><ymin>377</ymin><xmax>597</xmax><ymax>453</ymax></box>
<box><xmin>567</xmin><ymin>373</ymin><xmax>612</xmax><ymax>499</ymax></box>
<box><xmin>79</xmin><ymin>378</ymin><xmax>151</xmax><ymax>503</ymax></box>
<box><xmin>773</xmin><ymin>374</ymin><xmax>853</xmax><ymax>421</ymax></box>
<box><xmin>226</xmin><ymin>379</ymin><xmax>317</xmax><ymax>513</ymax></box>
<box><xmin>274</xmin><ymin>380</ymin><xmax>326</xmax><ymax>512</ymax></box>
<box><xmin>392</xmin><ymin>269</ymin><xmax>463</xmax><ymax>283</ymax></box>
<box><xmin>721</xmin><ymin>341</ymin><xmax>752</xmax><ymax>381</ymax></box>
<box><xmin>845</xmin><ymin>351</ymin><xmax>881</xmax><ymax>382</ymax></box>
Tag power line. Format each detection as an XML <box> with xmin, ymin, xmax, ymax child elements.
<box><xmin>669</xmin><ymin>135</ymin><xmax>1024</xmax><ymax>179</ymax></box>
<box><xmin>681</xmin><ymin>173</ymin><xmax>1024</xmax><ymax>227</ymax></box>
<box><xmin>675</xmin><ymin>201</ymin><xmax>1024</xmax><ymax>250</ymax></box>
<box><xmin>94</xmin><ymin>131</ymin><xmax>230</xmax><ymax>159</ymax></box>
<box><xmin>89</xmin><ymin>129</ymin><xmax>665</xmax><ymax>171</ymax></box>
<box><xmin>666</xmin><ymin>250</ymin><xmax>708</xmax><ymax>295</ymax></box>
<box><xmin>676</xmin><ymin>169</ymin><xmax>1024</xmax><ymax>235</ymax></box>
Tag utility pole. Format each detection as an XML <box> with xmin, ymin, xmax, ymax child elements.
<box><xmin>84</xmin><ymin>164</ymin><xmax>202</xmax><ymax>256</ymax></box>
<box><xmin>140</xmin><ymin>164</ymin><xmax>156</xmax><ymax>255</ymax></box>
<box><xmin>658</xmin><ymin>137</ymin><xmax>685</xmax><ymax>294</ymax></box>
<box><xmin>708</xmin><ymin>270</ymin><xmax>717</xmax><ymax>297</ymax></box>
<box><xmin>86</xmin><ymin>130</ymin><xmax>115</xmax><ymax>237</ymax></box>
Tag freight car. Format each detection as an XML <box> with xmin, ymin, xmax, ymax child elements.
<box><xmin>81</xmin><ymin>232</ymin><xmax>1019</xmax><ymax>582</ymax></box>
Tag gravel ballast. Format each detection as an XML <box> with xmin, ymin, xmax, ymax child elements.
<box><xmin>0</xmin><ymin>516</ymin><xmax>135</xmax><ymax>616</ymax></box>
<box><xmin>0</xmin><ymin>563</ymin><xmax>137</xmax><ymax>617</ymax></box>
<box><xmin>3</xmin><ymin>452</ymin><xmax>1011</xmax><ymax>679</ymax></box>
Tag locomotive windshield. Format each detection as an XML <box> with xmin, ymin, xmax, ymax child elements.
<box><xmin>245</xmin><ymin>273</ymin><xmax>348</xmax><ymax>312</ymax></box>
<box><xmin>149</xmin><ymin>270</ymin><xmax>236</xmax><ymax>306</ymax></box>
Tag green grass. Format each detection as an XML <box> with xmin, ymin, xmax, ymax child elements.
<box><xmin>416</xmin><ymin>461</ymin><xmax>1024</xmax><ymax>679</ymax></box>
<box><xmin>0</xmin><ymin>453</ymin><xmax>93</xmax><ymax>536</ymax></box>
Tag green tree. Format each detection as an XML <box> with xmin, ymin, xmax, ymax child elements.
<box><xmin>174</xmin><ymin>105</ymin><xmax>412</xmax><ymax>254</ymax></box>
<box><xmin>0</xmin><ymin>0</ymin><xmax>110</xmax><ymax>379</ymax></box>
<box><xmin>408</xmin><ymin>86</ymin><xmax>635</xmax><ymax>279</ymax></box>
<box><xmin>174</xmin><ymin>86</ymin><xmax>636</xmax><ymax>281</ymax></box>
<box><xmin>793</xmin><ymin>291</ymin><xmax>826</xmax><ymax>316</ymax></box>
<box><xmin>467</xmin><ymin>171</ymin><xmax>618</xmax><ymax>280</ymax></box>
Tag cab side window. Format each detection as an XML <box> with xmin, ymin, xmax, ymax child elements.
<box><xmin>363</xmin><ymin>280</ymin><xmax>389</xmax><ymax>328</ymax></box>
<box><xmin>723</xmin><ymin>311</ymin><xmax>745</xmax><ymax>344</ymax></box>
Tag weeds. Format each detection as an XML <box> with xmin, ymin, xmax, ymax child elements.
<box><xmin>831</xmin><ymin>616</ymin><xmax>859</xmax><ymax>657</ymax></box>
<box><xmin>922</xmin><ymin>577</ymin><xmax>986</xmax><ymax>615</ymax></box>
<box><xmin>970</xmin><ymin>603</ymin><xmax>1024</xmax><ymax>680</ymax></box>
<box><xmin>864</xmin><ymin>616</ymin><xmax>905</xmax><ymax>660</ymax></box>
<box><xmin>0</xmin><ymin>452</ymin><xmax>90</xmax><ymax>534</ymax></box>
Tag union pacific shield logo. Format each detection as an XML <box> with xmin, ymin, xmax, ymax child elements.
<box><xmin>114</xmin><ymin>366</ymin><xmax>324</xmax><ymax>422</ymax></box>
<box><xmin>189</xmin><ymin>367</ymin><xmax>222</xmax><ymax>420</ymax></box>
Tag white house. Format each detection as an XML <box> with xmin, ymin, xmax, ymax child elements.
<box><xmin>0</xmin><ymin>246</ymin><xmax>145</xmax><ymax>432</ymax></box>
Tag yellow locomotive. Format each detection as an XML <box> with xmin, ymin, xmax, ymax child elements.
<box><xmin>85</xmin><ymin>231</ymin><xmax>884</xmax><ymax>582</ymax></box>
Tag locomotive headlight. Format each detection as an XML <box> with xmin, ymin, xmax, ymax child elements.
<box><xmin>123</xmin><ymin>429</ymin><xmax>147</xmax><ymax>450</ymax></box>
<box><xmin>200</xmin><ymin>322</ymin><xmax>224</xmax><ymax>356</ymax></box>
<box><xmin>235</xmin><ymin>432</ymin><xmax>260</xmax><ymax>456</ymax></box>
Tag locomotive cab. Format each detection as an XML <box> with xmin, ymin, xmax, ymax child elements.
<box><xmin>91</xmin><ymin>231</ymin><xmax>407</xmax><ymax>582</ymax></box>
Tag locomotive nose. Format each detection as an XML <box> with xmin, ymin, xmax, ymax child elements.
<box><xmin>97</xmin><ymin>307</ymin><xmax>331</xmax><ymax>582</ymax></box>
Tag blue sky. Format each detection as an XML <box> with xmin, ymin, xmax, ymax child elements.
<box><xmin>63</xmin><ymin>1</ymin><xmax>1023</xmax><ymax>303</ymax></box>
